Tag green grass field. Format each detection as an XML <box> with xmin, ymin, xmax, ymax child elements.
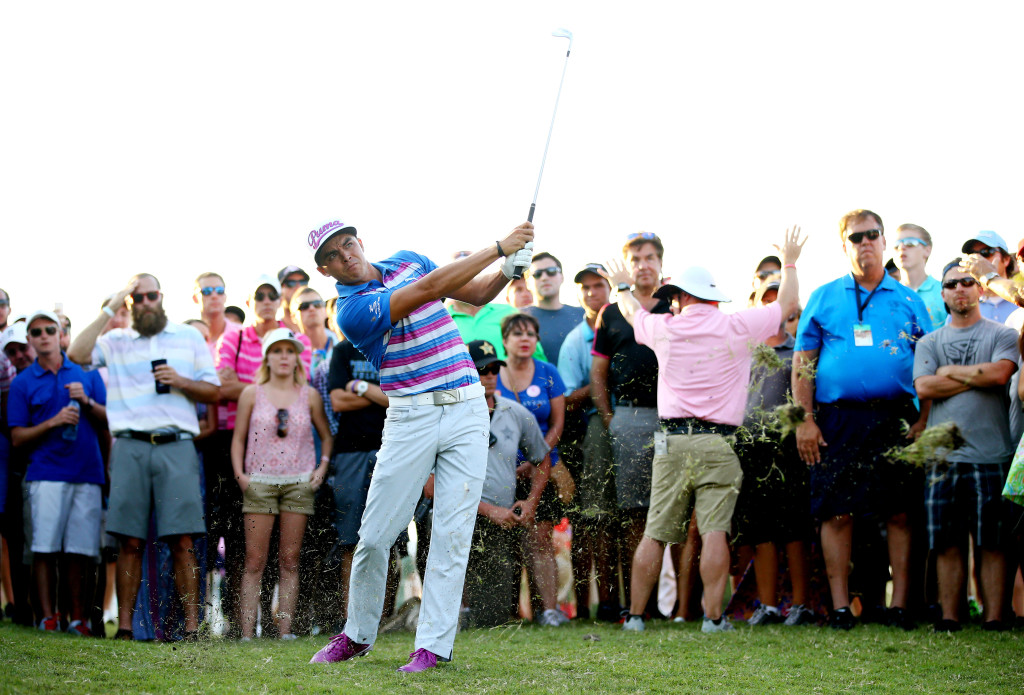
<box><xmin>2</xmin><ymin>618</ymin><xmax>1021</xmax><ymax>694</ymax></box>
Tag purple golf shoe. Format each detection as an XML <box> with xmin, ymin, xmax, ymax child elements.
<box><xmin>308</xmin><ymin>632</ymin><xmax>371</xmax><ymax>664</ymax></box>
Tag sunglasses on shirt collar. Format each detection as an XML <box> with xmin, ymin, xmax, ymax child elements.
<box><xmin>846</xmin><ymin>229</ymin><xmax>881</xmax><ymax>244</ymax></box>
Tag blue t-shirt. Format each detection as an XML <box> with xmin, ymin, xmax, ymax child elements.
<box><xmin>7</xmin><ymin>356</ymin><xmax>106</xmax><ymax>484</ymax></box>
<box><xmin>794</xmin><ymin>273</ymin><xmax>930</xmax><ymax>404</ymax></box>
<box><xmin>496</xmin><ymin>359</ymin><xmax>566</xmax><ymax>464</ymax></box>
<box><xmin>334</xmin><ymin>250</ymin><xmax>478</xmax><ymax>396</ymax></box>
<box><xmin>914</xmin><ymin>276</ymin><xmax>947</xmax><ymax>333</ymax></box>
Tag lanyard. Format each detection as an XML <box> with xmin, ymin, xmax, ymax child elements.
<box><xmin>853</xmin><ymin>276</ymin><xmax>879</xmax><ymax>323</ymax></box>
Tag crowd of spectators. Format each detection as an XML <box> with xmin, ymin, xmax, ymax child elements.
<box><xmin>1</xmin><ymin>207</ymin><xmax>1023</xmax><ymax>644</ymax></box>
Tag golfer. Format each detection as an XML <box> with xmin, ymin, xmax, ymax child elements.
<box><xmin>307</xmin><ymin>219</ymin><xmax>533</xmax><ymax>673</ymax></box>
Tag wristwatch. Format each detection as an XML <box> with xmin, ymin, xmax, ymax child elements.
<box><xmin>354</xmin><ymin>381</ymin><xmax>369</xmax><ymax>397</ymax></box>
<box><xmin>617</xmin><ymin>282</ymin><xmax>631</xmax><ymax>293</ymax></box>
<box><xmin>982</xmin><ymin>271</ymin><xmax>1000</xmax><ymax>286</ymax></box>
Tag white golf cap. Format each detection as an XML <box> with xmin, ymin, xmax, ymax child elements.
<box><xmin>26</xmin><ymin>310</ymin><xmax>61</xmax><ymax>329</ymax></box>
<box><xmin>261</xmin><ymin>327</ymin><xmax>306</xmax><ymax>358</ymax></box>
<box><xmin>252</xmin><ymin>274</ymin><xmax>282</xmax><ymax>296</ymax></box>
<box><xmin>308</xmin><ymin>219</ymin><xmax>357</xmax><ymax>263</ymax></box>
<box><xmin>1</xmin><ymin>323</ymin><xmax>28</xmax><ymax>351</ymax></box>
<box><xmin>654</xmin><ymin>267</ymin><xmax>732</xmax><ymax>303</ymax></box>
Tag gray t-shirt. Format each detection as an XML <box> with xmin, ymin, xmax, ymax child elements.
<box><xmin>913</xmin><ymin>318</ymin><xmax>1019</xmax><ymax>463</ymax></box>
<box><xmin>524</xmin><ymin>305</ymin><xmax>585</xmax><ymax>366</ymax></box>
<box><xmin>743</xmin><ymin>334</ymin><xmax>795</xmax><ymax>430</ymax></box>
<box><xmin>482</xmin><ymin>395</ymin><xmax>551</xmax><ymax>508</ymax></box>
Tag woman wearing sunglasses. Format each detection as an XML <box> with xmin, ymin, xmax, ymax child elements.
<box><xmin>497</xmin><ymin>312</ymin><xmax>571</xmax><ymax>626</ymax></box>
<box><xmin>230</xmin><ymin>328</ymin><xmax>333</xmax><ymax>641</ymax></box>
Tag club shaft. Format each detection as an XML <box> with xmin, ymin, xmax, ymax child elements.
<box><xmin>529</xmin><ymin>47</ymin><xmax>571</xmax><ymax>211</ymax></box>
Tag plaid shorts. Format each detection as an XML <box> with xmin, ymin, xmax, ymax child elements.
<box><xmin>925</xmin><ymin>461</ymin><xmax>1007</xmax><ymax>550</ymax></box>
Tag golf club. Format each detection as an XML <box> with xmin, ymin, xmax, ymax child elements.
<box><xmin>513</xmin><ymin>28</ymin><xmax>574</xmax><ymax>279</ymax></box>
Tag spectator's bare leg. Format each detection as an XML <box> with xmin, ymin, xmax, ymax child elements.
<box><xmin>674</xmin><ymin>514</ymin><xmax>701</xmax><ymax>620</ymax></box>
<box><xmin>700</xmin><ymin>531</ymin><xmax>730</xmax><ymax>620</ymax></box>
<box><xmin>169</xmin><ymin>534</ymin><xmax>200</xmax><ymax>633</ymax></box>
<box><xmin>32</xmin><ymin>554</ymin><xmax>57</xmax><ymax>619</ymax></box>
<box><xmin>627</xmin><ymin>535</ymin><xmax>665</xmax><ymax>615</ymax></box>
<box><xmin>978</xmin><ymin>548</ymin><xmax>1006</xmax><ymax>623</ymax></box>
<box><xmin>820</xmin><ymin>514</ymin><xmax>853</xmax><ymax>609</ymax></box>
<box><xmin>785</xmin><ymin>540</ymin><xmax>810</xmax><ymax>606</ymax></box>
<box><xmin>936</xmin><ymin>545</ymin><xmax>964</xmax><ymax>621</ymax></box>
<box><xmin>116</xmin><ymin>537</ymin><xmax>145</xmax><ymax>631</ymax></box>
<box><xmin>887</xmin><ymin>512</ymin><xmax>911</xmax><ymax>609</ymax></box>
<box><xmin>277</xmin><ymin>511</ymin><xmax>308</xmax><ymax>636</ymax></box>
<box><xmin>528</xmin><ymin>521</ymin><xmax>559</xmax><ymax>611</ymax></box>
<box><xmin>570</xmin><ymin>519</ymin><xmax>593</xmax><ymax>614</ymax></box>
<box><xmin>621</xmin><ymin>510</ymin><xmax>646</xmax><ymax>608</ymax></box>
<box><xmin>338</xmin><ymin>547</ymin><xmax>354</xmax><ymax>623</ymax></box>
<box><xmin>66</xmin><ymin>553</ymin><xmax>92</xmax><ymax>623</ymax></box>
<box><xmin>240</xmin><ymin>514</ymin><xmax>274</xmax><ymax>638</ymax></box>
<box><xmin>753</xmin><ymin>542</ymin><xmax>779</xmax><ymax>607</ymax></box>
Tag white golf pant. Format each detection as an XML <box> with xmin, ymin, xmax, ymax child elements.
<box><xmin>343</xmin><ymin>394</ymin><xmax>488</xmax><ymax>659</ymax></box>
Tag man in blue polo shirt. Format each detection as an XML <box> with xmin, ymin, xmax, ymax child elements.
<box><xmin>8</xmin><ymin>310</ymin><xmax>107</xmax><ymax>636</ymax></box>
<box><xmin>793</xmin><ymin>209</ymin><xmax>931</xmax><ymax>630</ymax></box>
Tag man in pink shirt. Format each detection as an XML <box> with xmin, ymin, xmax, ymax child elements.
<box><xmin>612</xmin><ymin>227</ymin><xmax>804</xmax><ymax>634</ymax></box>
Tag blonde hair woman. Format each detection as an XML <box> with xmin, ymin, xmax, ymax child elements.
<box><xmin>231</xmin><ymin>328</ymin><xmax>332</xmax><ymax>640</ymax></box>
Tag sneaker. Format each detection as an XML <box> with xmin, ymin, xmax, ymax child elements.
<box><xmin>596</xmin><ymin>602</ymin><xmax>623</xmax><ymax>622</ymax></box>
<box><xmin>397</xmin><ymin>648</ymin><xmax>449</xmax><ymax>673</ymax></box>
<box><xmin>672</xmin><ymin>616</ymin><xmax>686</xmax><ymax>624</ymax></box>
<box><xmin>748</xmin><ymin>605</ymin><xmax>783</xmax><ymax>626</ymax></box>
<box><xmin>551</xmin><ymin>608</ymin><xmax>570</xmax><ymax>626</ymax></box>
<box><xmin>309</xmin><ymin>632</ymin><xmax>372</xmax><ymax>664</ymax></box>
<box><xmin>622</xmin><ymin>615</ymin><xmax>645</xmax><ymax>632</ymax></box>
<box><xmin>784</xmin><ymin>604</ymin><xmax>816</xmax><ymax>626</ymax></box>
<box><xmin>537</xmin><ymin>609</ymin><xmax>567</xmax><ymax>627</ymax></box>
<box><xmin>829</xmin><ymin>607</ymin><xmax>856</xmax><ymax>631</ymax></box>
<box><xmin>38</xmin><ymin>615</ymin><xmax>60</xmax><ymax>632</ymax></box>
<box><xmin>66</xmin><ymin>620</ymin><xmax>93</xmax><ymax>637</ymax></box>
<box><xmin>885</xmin><ymin>607</ymin><xmax>915</xmax><ymax>631</ymax></box>
<box><xmin>280</xmin><ymin>633</ymin><xmax>298</xmax><ymax>640</ymax></box>
<box><xmin>981</xmin><ymin>620</ymin><xmax>1007</xmax><ymax>632</ymax></box>
<box><xmin>934</xmin><ymin>619</ymin><xmax>962</xmax><ymax>633</ymax></box>
<box><xmin>701</xmin><ymin>616</ymin><xmax>735</xmax><ymax>633</ymax></box>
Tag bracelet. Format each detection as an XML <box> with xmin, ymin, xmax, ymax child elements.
<box><xmin>320</xmin><ymin>455</ymin><xmax>330</xmax><ymax>463</ymax></box>
<box><xmin>784</xmin><ymin>263</ymin><xmax>796</xmax><ymax>269</ymax></box>
<box><xmin>495</xmin><ymin>241</ymin><xmax>506</xmax><ymax>257</ymax></box>
<box><xmin>102</xmin><ymin>305</ymin><xmax>115</xmax><ymax>318</ymax></box>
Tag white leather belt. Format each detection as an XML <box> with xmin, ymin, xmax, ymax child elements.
<box><xmin>386</xmin><ymin>382</ymin><xmax>484</xmax><ymax>406</ymax></box>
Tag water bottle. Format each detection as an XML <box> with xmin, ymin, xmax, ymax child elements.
<box><xmin>63</xmin><ymin>400</ymin><xmax>80</xmax><ymax>441</ymax></box>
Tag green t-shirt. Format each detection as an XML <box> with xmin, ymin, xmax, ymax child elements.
<box><xmin>448</xmin><ymin>303</ymin><xmax>547</xmax><ymax>362</ymax></box>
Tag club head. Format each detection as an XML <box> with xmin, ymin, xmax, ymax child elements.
<box><xmin>552</xmin><ymin>28</ymin><xmax>573</xmax><ymax>51</ymax></box>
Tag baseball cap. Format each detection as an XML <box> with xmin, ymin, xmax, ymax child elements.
<box><xmin>261</xmin><ymin>327</ymin><xmax>306</xmax><ymax>358</ymax></box>
<box><xmin>467</xmin><ymin>340</ymin><xmax>505</xmax><ymax>371</ymax></box>
<box><xmin>654</xmin><ymin>267</ymin><xmax>731</xmax><ymax>303</ymax></box>
<box><xmin>308</xmin><ymin>219</ymin><xmax>357</xmax><ymax>263</ymax></box>
<box><xmin>0</xmin><ymin>323</ymin><xmax>28</xmax><ymax>351</ymax></box>
<box><xmin>941</xmin><ymin>258</ymin><xmax>965</xmax><ymax>281</ymax></box>
<box><xmin>961</xmin><ymin>231</ymin><xmax>1008</xmax><ymax>254</ymax></box>
<box><xmin>252</xmin><ymin>274</ymin><xmax>282</xmax><ymax>296</ymax></box>
<box><xmin>755</xmin><ymin>255</ymin><xmax>782</xmax><ymax>272</ymax></box>
<box><xmin>277</xmin><ymin>265</ymin><xmax>310</xmax><ymax>284</ymax></box>
<box><xmin>26</xmin><ymin>310</ymin><xmax>61</xmax><ymax>329</ymax></box>
<box><xmin>573</xmin><ymin>263</ymin><xmax>607</xmax><ymax>283</ymax></box>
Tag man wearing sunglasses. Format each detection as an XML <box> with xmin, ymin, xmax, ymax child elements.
<box><xmin>278</xmin><ymin>265</ymin><xmax>311</xmax><ymax>334</ymax></box>
<box><xmin>913</xmin><ymin>260</ymin><xmax>1018</xmax><ymax>632</ymax></box>
<box><xmin>793</xmin><ymin>209</ymin><xmax>932</xmax><ymax>631</ymax></box>
<box><xmin>891</xmin><ymin>224</ymin><xmax>945</xmax><ymax>332</ymax></box>
<box><xmin>957</xmin><ymin>231</ymin><xmax>1019</xmax><ymax>324</ymax></box>
<box><xmin>193</xmin><ymin>272</ymin><xmax>230</xmax><ymax>348</ymax></box>
<box><xmin>307</xmin><ymin>217</ymin><xmax>533</xmax><ymax>672</ymax></box>
<box><xmin>461</xmin><ymin>339</ymin><xmax>549</xmax><ymax>627</ymax></box>
<box><xmin>68</xmin><ymin>274</ymin><xmax>220</xmax><ymax>641</ymax></box>
<box><xmin>8</xmin><ymin>310</ymin><xmax>107</xmax><ymax>636</ymax></box>
<box><xmin>212</xmin><ymin>274</ymin><xmax>312</xmax><ymax>637</ymax></box>
<box><xmin>524</xmin><ymin>252</ymin><xmax>583</xmax><ymax>366</ymax></box>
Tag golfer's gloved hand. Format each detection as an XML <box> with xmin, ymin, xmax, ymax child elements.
<box><xmin>501</xmin><ymin>241</ymin><xmax>534</xmax><ymax>279</ymax></box>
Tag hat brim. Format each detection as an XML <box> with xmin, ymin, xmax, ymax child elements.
<box><xmin>474</xmin><ymin>356</ymin><xmax>506</xmax><ymax>370</ymax></box>
<box><xmin>314</xmin><ymin>228</ymin><xmax>358</xmax><ymax>265</ymax></box>
<box><xmin>262</xmin><ymin>337</ymin><xmax>306</xmax><ymax>357</ymax></box>
<box><xmin>653</xmin><ymin>283</ymin><xmax>731</xmax><ymax>303</ymax></box>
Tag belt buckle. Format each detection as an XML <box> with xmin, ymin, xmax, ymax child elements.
<box><xmin>433</xmin><ymin>389</ymin><xmax>459</xmax><ymax>405</ymax></box>
<box><xmin>149</xmin><ymin>432</ymin><xmax>160</xmax><ymax>446</ymax></box>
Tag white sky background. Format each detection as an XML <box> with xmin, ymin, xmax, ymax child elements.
<box><xmin>3</xmin><ymin>2</ymin><xmax>1023</xmax><ymax>328</ymax></box>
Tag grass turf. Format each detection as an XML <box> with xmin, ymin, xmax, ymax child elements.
<box><xmin>1</xmin><ymin>618</ymin><xmax>1021</xmax><ymax>694</ymax></box>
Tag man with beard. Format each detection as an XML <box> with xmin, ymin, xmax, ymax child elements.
<box><xmin>69</xmin><ymin>273</ymin><xmax>220</xmax><ymax>640</ymax></box>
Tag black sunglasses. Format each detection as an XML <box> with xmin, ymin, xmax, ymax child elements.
<box><xmin>29</xmin><ymin>326</ymin><xmax>58</xmax><ymax>337</ymax></box>
<box><xmin>0</xmin><ymin>299</ymin><xmax>9</xmax><ymax>308</ymax></box>
<box><xmin>755</xmin><ymin>269</ymin><xmax>779</xmax><ymax>280</ymax></box>
<box><xmin>942</xmin><ymin>277</ymin><xmax>978</xmax><ymax>290</ymax></box>
<box><xmin>282</xmin><ymin>279</ymin><xmax>308</xmax><ymax>288</ymax></box>
<box><xmin>254</xmin><ymin>290</ymin><xmax>280</xmax><ymax>302</ymax></box>
<box><xmin>478</xmin><ymin>364</ymin><xmax>501</xmax><ymax>376</ymax></box>
<box><xmin>199</xmin><ymin>286</ymin><xmax>226</xmax><ymax>296</ymax></box>
<box><xmin>847</xmin><ymin>229</ymin><xmax>881</xmax><ymax>244</ymax></box>
<box><xmin>531</xmin><ymin>267</ymin><xmax>561</xmax><ymax>279</ymax></box>
<box><xmin>276</xmin><ymin>408</ymin><xmax>289</xmax><ymax>438</ymax></box>
<box><xmin>130</xmin><ymin>291</ymin><xmax>161</xmax><ymax>304</ymax></box>
<box><xmin>974</xmin><ymin>247</ymin><xmax>999</xmax><ymax>259</ymax></box>
<box><xmin>298</xmin><ymin>300</ymin><xmax>324</xmax><ymax>311</ymax></box>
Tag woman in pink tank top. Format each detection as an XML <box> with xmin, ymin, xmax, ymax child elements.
<box><xmin>230</xmin><ymin>328</ymin><xmax>333</xmax><ymax>640</ymax></box>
